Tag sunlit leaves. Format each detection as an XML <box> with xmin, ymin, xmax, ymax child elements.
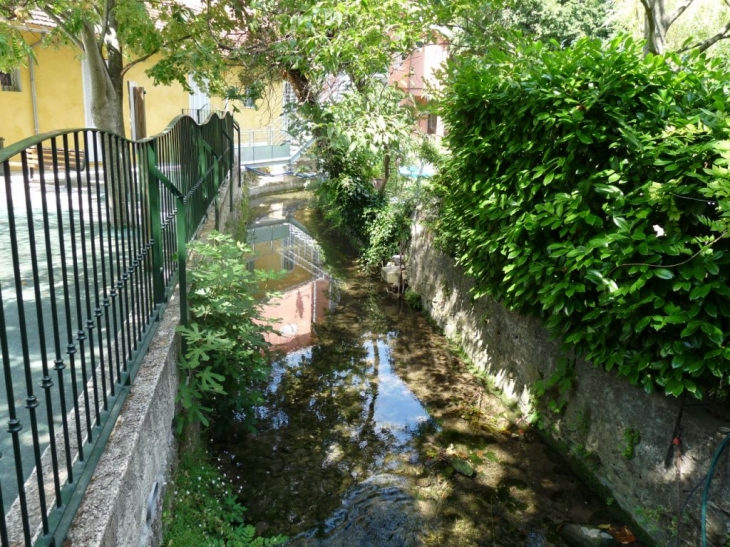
<box><xmin>176</xmin><ymin>232</ymin><xmax>279</xmax><ymax>434</ymax></box>
<box><xmin>434</xmin><ymin>35</ymin><xmax>730</xmax><ymax>398</ymax></box>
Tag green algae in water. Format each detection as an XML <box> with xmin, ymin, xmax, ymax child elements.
<box><xmin>450</xmin><ymin>458</ymin><xmax>475</xmax><ymax>477</ymax></box>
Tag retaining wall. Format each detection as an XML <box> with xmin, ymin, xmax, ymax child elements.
<box><xmin>64</xmin><ymin>169</ymin><xmax>242</xmax><ymax>547</ymax></box>
<box><xmin>408</xmin><ymin>219</ymin><xmax>730</xmax><ymax>546</ymax></box>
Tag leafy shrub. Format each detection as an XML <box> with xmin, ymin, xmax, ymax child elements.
<box><xmin>312</xmin><ymin>82</ymin><xmax>423</xmax><ymax>263</ymax></box>
<box><xmin>316</xmin><ymin>172</ymin><xmax>382</xmax><ymax>244</ymax></box>
<box><xmin>163</xmin><ymin>448</ymin><xmax>286</xmax><ymax>546</ymax></box>
<box><xmin>435</xmin><ymin>35</ymin><xmax>730</xmax><ymax>398</ymax></box>
<box><xmin>176</xmin><ymin>232</ymin><xmax>277</xmax><ymax>433</ymax></box>
<box><xmin>360</xmin><ymin>197</ymin><xmax>414</xmax><ymax>270</ymax></box>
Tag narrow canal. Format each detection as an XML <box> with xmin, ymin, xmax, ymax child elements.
<box><xmin>214</xmin><ymin>192</ymin><xmax>627</xmax><ymax>547</ymax></box>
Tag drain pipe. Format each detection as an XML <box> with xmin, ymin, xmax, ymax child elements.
<box><xmin>29</xmin><ymin>37</ymin><xmax>45</xmax><ymax>135</ymax></box>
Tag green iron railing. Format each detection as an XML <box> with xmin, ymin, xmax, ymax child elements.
<box><xmin>0</xmin><ymin>112</ymin><xmax>239</xmax><ymax>546</ymax></box>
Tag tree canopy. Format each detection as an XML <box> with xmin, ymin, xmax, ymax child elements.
<box><xmin>0</xmin><ymin>0</ymin><xmax>231</xmax><ymax>135</ymax></box>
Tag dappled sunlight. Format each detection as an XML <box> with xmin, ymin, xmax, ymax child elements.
<box><xmin>210</xmin><ymin>194</ymin><xmax>632</xmax><ymax>545</ymax></box>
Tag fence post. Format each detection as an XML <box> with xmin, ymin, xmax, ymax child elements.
<box><xmin>199</xmin><ymin>136</ymin><xmax>221</xmax><ymax>232</ymax></box>
<box><xmin>145</xmin><ymin>142</ymin><xmax>165</xmax><ymax>310</ymax></box>
<box><xmin>176</xmin><ymin>195</ymin><xmax>188</xmax><ymax>334</ymax></box>
<box><xmin>223</xmin><ymin>129</ymin><xmax>234</xmax><ymax>213</ymax></box>
<box><xmin>236</xmin><ymin>122</ymin><xmax>241</xmax><ymax>189</ymax></box>
<box><xmin>146</xmin><ymin>145</ymin><xmax>188</xmax><ymax>338</ymax></box>
<box><xmin>213</xmin><ymin>153</ymin><xmax>220</xmax><ymax>231</ymax></box>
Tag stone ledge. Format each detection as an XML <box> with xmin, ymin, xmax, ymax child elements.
<box><xmin>65</xmin><ymin>295</ymin><xmax>180</xmax><ymax>547</ymax></box>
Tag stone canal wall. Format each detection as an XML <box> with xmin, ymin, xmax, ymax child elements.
<box><xmin>63</xmin><ymin>162</ymin><xmax>244</xmax><ymax>546</ymax></box>
<box><xmin>408</xmin><ymin>219</ymin><xmax>730</xmax><ymax>547</ymax></box>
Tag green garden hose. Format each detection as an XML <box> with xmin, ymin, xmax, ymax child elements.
<box><xmin>701</xmin><ymin>431</ymin><xmax>730</xmax><ymax>547</ymax></box>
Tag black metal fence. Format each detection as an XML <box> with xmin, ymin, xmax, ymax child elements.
<box><xmin>0</xmin><ymin>112</ymin><xmax>239</xmax><ymax>546</ymax></box>
<box><xmin>181</xmin><ymin>106</ymin><xmax>224</xmax><ymax>125</ymax></box>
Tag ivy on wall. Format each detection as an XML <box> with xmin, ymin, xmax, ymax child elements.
<box><xmin>435</xmin><ymin>35</ymin><xmax>730</xmax><ymax>398</ymax></box>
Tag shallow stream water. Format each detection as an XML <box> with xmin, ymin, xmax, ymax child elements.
<box><xmin>214</xmin><ymin>192</ymin><xmax>628</xmax><ymax>547</ymax></box>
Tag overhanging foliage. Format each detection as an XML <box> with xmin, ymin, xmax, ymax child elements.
<box><xmin>435</xmin><ymin>35</ymin><xmax>730</xmax><ymax>398</ymax></box>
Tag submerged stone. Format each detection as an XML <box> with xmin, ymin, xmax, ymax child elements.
<box><xmin>559</xmin><ymin>523</ymin><xmax>616</xmax><ymax>547</ymax></box>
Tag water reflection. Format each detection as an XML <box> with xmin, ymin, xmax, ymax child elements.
<box><xmin>219</xmin><ymin>213</ymin><xmax>435</xmax><ymax>537</ymax></box>
<box><xmin>248</xmin><ymin>217</ymin><xmax>336</xmax><ymax>352</ymax></box>
<box><xmin>366</xmin><ymin>333</ymin><xmax>431</xmax><ymax>446</ymax></box>
<box><xmin>219</xmin><ymin>195</ymin><xmax>630</xmax><ymax>546</ymax></box>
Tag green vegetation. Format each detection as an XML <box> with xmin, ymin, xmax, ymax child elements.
<box><xmin>534</xmin><ymin>357</ymin><xmax>576</xmax><ymax>414</ymax></box>
<box><xmin>311</xmin><ymin>82</ymin><xmax>432</xmax><ymax>270</ymax></box>
<box><xmin>404</xmin><ymin>289</ymin><xmax>423</xmax><ymax>310</ymax></box>
<box><xmin>440</xmin><ymin>0</ymin><xmax>615</xmax><ymax>56</ymax></box>
<box><xmin>163</xmin><ymin>448</ymin><xmax>286</xmax><ymax>546</ymax></box>
<box><xmin>176</xmin><ymin>232</ymin><xmax>277</xmax><ymax>434</ymax></box>
<box><xmin>622</xmin><ymin>428</ymin><xmax>641</xmax><ymax>460</ymax></box>
<box><xmin>435</xmin><ymin>35</ymin><xmax>730</xmax><ymax>399</ymax></box>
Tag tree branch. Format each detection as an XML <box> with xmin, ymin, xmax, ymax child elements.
<box><xmin>680</xmin><ymin>20</ymin><xmax>730</xmax><ymax>53</ymax></box>
<box><xmin>41</xmin><ymin>6</ymin><xmax>85</xmax><ymax>52</ymax></box>
<box><xmin>99</xmin><ymin>0</ymin><xmax>111</xmax><ymax>49</ymax></box>
<box><xmin>610</xmin><ymin>231</ymin><xmax>728</xmax><ymax>276</ymax></box>
<box><xmin>120</xmin><ymin>49</ymin><xmax>159</xmax><ymax>76</ymax></box>
<box><xmin>666</xmin><ymin>0</ymin><xmax>695</xmax><ymax>27</ymax></box>
<box><xmin>638</xmin><ymin>0</ymin><xmax>652</xmax><ymax>16</ymax></box>
<box><xmin>120</xmin><ymin>27</ymin><xmax>196</xmax><ymax>76</ymax></box>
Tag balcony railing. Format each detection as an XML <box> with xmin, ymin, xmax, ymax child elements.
<box><xmin>0</xmin><ymin>112</ymin><xmax>239</xmax><ymax>546</ymax></box>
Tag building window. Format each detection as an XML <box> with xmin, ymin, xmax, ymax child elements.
<box><xmin>283</xmin><ymin>81</ymin><xmax>297</xmax><ymax>106</ymax></box>
<box><xmin>427</xmin><ymin>113</ymin><xmax>438</xmax><ymax>135</ymax></box>
<box><xmin>0</xmin><ymin>70</ymin><xmax>21</xmax><ymax>92</ymax></box>
<box><xmin>243</xmin><ymin>87</ymin><xmax>257</xmax><ymax>108</ymax></box>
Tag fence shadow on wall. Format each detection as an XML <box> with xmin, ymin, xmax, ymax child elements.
<box><xmin>0</xmin><ymin>112</ymin><xmax>240</xmax><ymax>546</ymax></box>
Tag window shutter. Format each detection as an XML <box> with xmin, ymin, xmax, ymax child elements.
<box><xmin>81</xmin><ymin>59</ymin><xmax>99</xmax><ymax>162</ymax></box>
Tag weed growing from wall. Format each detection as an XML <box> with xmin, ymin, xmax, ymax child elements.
<box><xmin>163</xmin><ymin>448</ymin><xmax>286</xmax><ymax>545</ymax></box>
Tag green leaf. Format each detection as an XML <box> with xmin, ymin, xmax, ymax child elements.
<box><xmin>635</xmin><ymin>316</ymin><xmax>651</xmax><ymax>332</ymax></box>
<box><xmin>689</xmin><ymin>284</ymin><xmax>712</xmax><ymax>300</ymax></box>
<box><xmin>701</xmin><ymin>322</ymin><xmax>724</xmax><ymax>346</ymax></box>
<box><xmin>654</xmin><ymin>268</ymin><xmax>674</xmax><ymax>280</ymax></box>
<box><xmin>613</xmin><ymin>217</ymin><xmax>630</xmax><ymax>231</ymax></box>
<box><xmin>705</xmin><ymin>261</ymin><xmax>720</xmax><ymax>275</ymax></box>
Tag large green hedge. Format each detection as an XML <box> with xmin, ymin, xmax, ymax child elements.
<box><xmin>435</xmin><ymin>36</ymin><xmax>730</xmax><ymax>398</ymax></box>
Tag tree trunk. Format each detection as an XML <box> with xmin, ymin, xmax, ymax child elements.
<box><xmin>380</xmin><ymin>149</ymin><xmax>391</xmax><ymax>198</ymax></box>
<box><xmin>80</xmin><ymin>23</ymin><xmax>126</xmax><ymax>137</ymax></box>
<box><xmin>641</xmin><ymin>0</ymin><xmax>697</xmax><ymax>56</ymax></box>
<box><xmin>80</xmin><ymin>22</ymin><xmax>131</xmax><ymax>227</ymax></box>
<box><xmin>642</xmin><ymin>0</ymin><xmax>669</xmax><ymax>55</ymax></box>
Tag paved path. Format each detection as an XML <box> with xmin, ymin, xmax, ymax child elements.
<box><xmin>0</xmin><ymin>177</ymin><xmax>132</xmax><ymax>512</ymax></box>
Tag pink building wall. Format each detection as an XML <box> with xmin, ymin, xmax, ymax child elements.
<box><xmin>389</xmin><ymin>44</ymin><xmax>448</xmax><ymax>98</ymax></box>
<box><xmin>262</xmin><ymin>279</ymin><xmax>331</xmax><ymax>352</ymax></box>
<box><xmin>389</xmin><ymin>43</ymin><xmax>448</xmax><ymax>136</ymax></box>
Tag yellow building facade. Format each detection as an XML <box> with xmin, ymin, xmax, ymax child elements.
<box><xmin>0</xmin><ymin>26</ymin><xmax>285</xmax><ymax>148</ymax></box>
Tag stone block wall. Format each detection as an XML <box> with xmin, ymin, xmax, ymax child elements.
<box><xmin>64</xmin><ymin>160</ymin><xmax>244</xmax><ymax>546</ymax></box>
<box><xmin>408</xmin><ymin>220</ymin><xmax>730</xmax><ymax>546</ymax></box>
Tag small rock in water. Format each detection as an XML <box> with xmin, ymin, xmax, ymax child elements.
<box><xmin>525</xmin><ymin>531</ymin><xmax>547</xmax><ymax>547</ymax></box>
<box><xmin>449</xmin><ymin>457</ymin><xmax>475</xmax><ymax>477</ymax></box>
<box><xmin>559</xmin><ymin>523</ymin><xmax>616</xmax><ymax>547</ymax></box>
